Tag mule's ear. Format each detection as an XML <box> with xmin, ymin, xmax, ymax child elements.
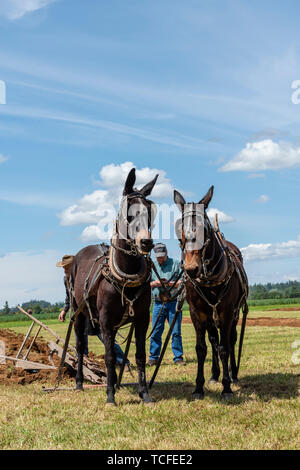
<box><xmin>123</xmin><ymin>168</ymin><xmax>136</xmax><ymax>195</ymax></box>
<box><xmin>199</xmin><ymin>185</ymin><xmax>214</xmax><ymax>209</ymax></box>
<box><xmin>140</xmin><ymin>174</ymin><xmax>159</xmax><ymax>197</ymax></box>
<box><xmin>174</xmin><ymin>190</ymin><xmax>186</xmax><ymax>212</ymax></box>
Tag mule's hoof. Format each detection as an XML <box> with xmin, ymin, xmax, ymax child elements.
<box><xmin>105</xmin><ymin>401</ymin><xmax>117</xmax><ymax>407</ymax></box>
<box><xmin>209</xmin><ymin>378</ymin><xmax>218</xmax><ymax>385</ymax></box>
<box><xmin>221</xmin><ymin>392</ymin><xmax>233</xmax><ymax>401</ymax></box>
<box><xmin>192</xmin><ymin>392</ymin><xmax>204</xmax><ymax>400</ymax></box>
<box><xmin>143</xmin><ymin>396</ymin><xmax>155</xmax><ymax>405</ymax></box>
<box><xmin>75</xmin><ymin>385</ymin><xmax>84</xmax><ymax>392</ymax></box>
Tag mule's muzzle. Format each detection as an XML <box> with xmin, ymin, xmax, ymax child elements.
<box><xmin>140</xmin><ymin>238</ymin><xmax>154</xmax><ymax>254</ymax></box>
<box><xmin>185</xmin><ymin>265</ymin><xmax>199</xmax><ymax>279</ymax></box>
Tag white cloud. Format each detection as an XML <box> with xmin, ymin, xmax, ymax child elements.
<box><xmin>207</xmin><ymin>207</ymin><xmax>234</xmax><ymax>224</ymax></box>
<box><xmin>256</xmin><ymin>194</ymin><xmax>269</xmax><ymax>204</ymax></box>
<box><xmin>241</xmin><ymin>236</ymin><xmax>300</xmax><ymax>262</ymax></box>
<box><xmin>220</xmin><ymin>140</ymin><xmax>300</xmax><ymax>172</ymax></box>
<box><xmin>0</xmin><ymin>0</ymin><xmax>56</xmax><ymax>20</ymax></box>
<box><xmin>0</xmin><ymin>250</ymin><xmax>64</xmax><ymax>306</ymax></box>
<box><xmin>59</xmin><ymin>161</ymin><xmax>174</xmax><ymax>242</ymax></box>
<box><xmin>59</xmin><ymin>162</ymin><xmax>235</xmax><ymax>242</ymax></box>
<box><xmin>0</xmin><ymin>154</ymin><xmax>8</xmax><ymax>164</ymax></box>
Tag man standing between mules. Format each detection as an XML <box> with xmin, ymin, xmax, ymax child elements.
<box><xmin>148</xmin><ymin>243</ymin><xmax>184</xmax><ymax>366</ymax></box>
<box><xmin>57</xmin><ymin>255</ymin><xmax>130</xmax><ymax>369</ymax></box>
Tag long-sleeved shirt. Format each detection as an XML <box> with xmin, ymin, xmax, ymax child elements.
<box><xmin>151</xmin><ymin>257</ymin><xmax>181</xmax><ymax>301</ymax></box>
<box><xmin>63</xmin><ymin>276</ymin><xmax>71</xmax><ymax>313</ymax></box>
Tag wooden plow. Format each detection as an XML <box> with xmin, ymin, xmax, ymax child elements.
<box><xmin>0</xmin><ymin>306</ymin><xmax>106</xmax><ymax>385</ymax></box>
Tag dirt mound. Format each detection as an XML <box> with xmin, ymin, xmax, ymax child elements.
<box><xmin>0</xmin><ymin>328</ymin><xmax>105</xmax><ymax>386</ymax></box>
<box><xmin>240</xmin><ymin>317</ymin><xmax>300</xmax><ymax>327</ymax></box>
<box><xmin>270</xmin><ymin>307</ymin><xmax>300</xmax><ymax>312</ymax></box>
<box><xmin>181</xmin><ymin>317</ymin><xmax>300</xmax><ymax>327</ymax></box>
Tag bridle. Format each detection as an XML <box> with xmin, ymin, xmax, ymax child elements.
<box><xmin>178</xmin><ymin>203</ymin><xmax>236</xmax><ymax>327</ymax></box>
<box><xmin>107</xmin><ymin>191</ymin><xmax>156</xmax><ymax>290</ymax></box>
<box><xmin>178</xmin><ymin>204</ymin><xmax>231</xmax><ymax>286</ymax></box>
<box><xmin>111</xmin><ymin>191</ymin><xmax>156</xmax><ymax>258</ymax></box>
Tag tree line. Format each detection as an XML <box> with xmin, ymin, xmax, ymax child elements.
<box><xmin>0</xmin><ymin>300</ymin><xmax>64</xmax><ymax>315</ymax></box>
<box><xmin>249</xmin><ymin>280</ymin><xmax>300</xmax><ymax>300</ymax></box>
<box><xmin>1</xmin><ymin>280</ymin><xmax>300</xmax><ymax>313</ymax></box>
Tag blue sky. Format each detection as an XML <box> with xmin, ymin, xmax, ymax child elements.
<box><xmin>1</xmin><ymin>0</ymin><xmax>300</xmax><ymax>305</ymax></box>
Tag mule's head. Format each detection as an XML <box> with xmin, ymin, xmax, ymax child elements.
<box><xmin>174</xmin><ymin>186</ymin><xmax>214</xmax><ymax>278</ymax></box>
<box><xmin>118</xmin><ymin>168</ymin><xmax>158</xmax><ymax>255</ymax></box>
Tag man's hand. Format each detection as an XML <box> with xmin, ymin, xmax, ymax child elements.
<box><xmin>168</xmin><ymin>280</ymin><xmax>182</xmax><ymax>288</ymax></box>
<box><xmin>150</xmin><ymin>279</ymin><xmax>166</xmax><ymax>288</ymax></box>
<box><xmin>59</xmin><ymin>310</ymin><xmax>67</xmax><ymax>322</ymax></box>
<box><xmin>151</xmin><ymin>280</ymin><xmax>161</xmax><ymax>288</ymax></box>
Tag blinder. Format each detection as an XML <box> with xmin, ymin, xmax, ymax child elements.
<box><xmin>117</xmin><ymin>193</ymin><xmax>156</xmax><ymax>242</ymax></box>
<box><xmin>181</xmin><ymin>202</ymin><xmax>205</xmax><ymax>251</ymax></box>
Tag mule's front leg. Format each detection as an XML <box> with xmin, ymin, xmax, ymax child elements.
<box><xmin>219</xmin><ymin>319</ymin><xmax>233</xmax><ymax>398</ymax></box>
<box><xmin>102</xmin><ymin>327</ymin><xmax>118</xmax><ymax>406</ymax></box>
<box><xmin>135</xmin><ymin>320</ymin><xmax>154</xmax><ymax>404</ymax></box>
<box><xmin>74</xmin><ymin>313</ymin><xmax>86</xmax><ymax>391</ymax></box>
<box><xmin>207</xmin><ymin>323</ymin><xmax>220</xmax><ymax>384</ymax></box>
<box><xmin>193</xmin><ymin>325</ymin><xmax>207</xmax><ymax>400</ymax></box>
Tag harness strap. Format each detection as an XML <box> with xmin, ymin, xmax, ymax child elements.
<box><xmin>101</xmin><ymin>268</ymin><xmax>151</xmax><ymax>330</ymax></box>
<box><xmin>187</xmin><ymin>271</ymin><xmax>233</xmax><ymax>328</ymax></box>
<box><xmin>83</xmin><ymin>251</ymin><xmax>109</xmax><ymax>328</ymax></box>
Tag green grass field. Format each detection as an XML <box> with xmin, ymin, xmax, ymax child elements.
<box><xmin>0</xmin><ymin>306</ymin><xmax>299</xmax><ymax>450</ymax></box>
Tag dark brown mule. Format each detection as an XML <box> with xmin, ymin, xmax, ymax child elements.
<box><xmin>174</xmin><ymin>186</ymin><xmax>248</xmax><ymax>399</ymax></box>
<box><xmin>71</xmin><ymin>168</ymin><xmax>158</xmax><ymax>405</ymax></box>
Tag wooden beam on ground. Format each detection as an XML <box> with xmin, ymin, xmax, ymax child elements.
<box><xmin>0</xmin><ymin>355</ymin><xmax>57</xmax><ymax>370</ymax></box>
<box><xmin>0</xmin><ymin>341</ymin><xmax>6</xmax><ymax>364</ymax></box>
<box><xmin>48</xmin><ymin>341</ymin><xmax>105</xmax><ymax>384</ymax></box>
<box><xmin>43</xmin><ymin>382</ymin><xmax>137</xmax><ymax>392</ymax></box>
<box><xmin>16</xmin><ymin>321</ymin><xmax>35</xmax><ymax>358</ymax></box>
<box><xmin>23</xmin><ymin>325</ymin><xmax>42</xmax><ymax>360</ymax></box>
<box><xmin>17</xmin><ymin>305</ymin><xmax>77</xmax><ymax>355</ymax></box>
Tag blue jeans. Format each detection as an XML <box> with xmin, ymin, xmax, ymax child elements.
<box><xmin>83</xmin><ymin>326</ymin><xmax>129</xmax><ymax>365</ymax></box>
<box><xmin>149</xmin><ymin>300</ymin><xmax>183</xmax><ymax>363</ymax></box>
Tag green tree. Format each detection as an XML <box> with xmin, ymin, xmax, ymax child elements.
<box><xmin>2</xmin><ymin>301</ymin><xmax>10</xmax><ymax>314</ymax></box>
<box><xmin>33</xmin><ymin>304</ymin><xmax>42</xmax><ymax>315</ymax></box>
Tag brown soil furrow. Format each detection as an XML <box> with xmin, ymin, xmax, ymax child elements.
<box><xmin>0</xmin><ymin>328</ymin><xmax>105</xmax><ymax>386</ymax></box>
<box><xmin>181</xmin><ymin>317</ymin><xmax>300</xmax><ymax>327</ymax></box>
